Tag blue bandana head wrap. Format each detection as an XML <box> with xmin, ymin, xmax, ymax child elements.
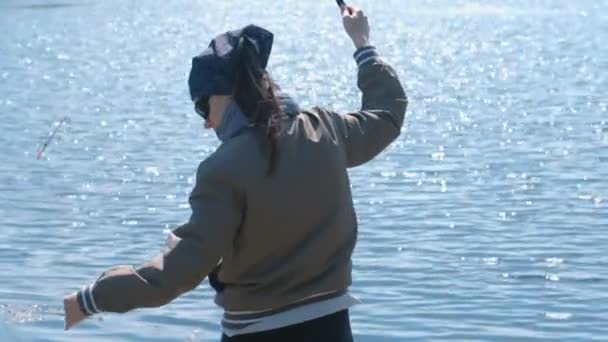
<box><xmin>188</xmin><ymin>24</ymin><xmax>274</xmax><ymax>102</ymax></box>
<box><xmin>188</xmin><ymin>24</ymin><xmax>301</xmax><ymax>142</ymax></box>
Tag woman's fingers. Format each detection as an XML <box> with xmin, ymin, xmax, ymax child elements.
<box><xmin>341</xmin><ymin>4</ymin><xmax>370</xmax><ymax>49</ymax></box>
<box><xmin>341</xmin><ymin>5</ymin><xmax>360</xmax><ymax>17</ymax></box>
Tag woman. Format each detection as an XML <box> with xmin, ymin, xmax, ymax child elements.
<box><xmin>64</xmin><ymin>4</ymin><xmax>407</xmax><ymax>341</ymax></box>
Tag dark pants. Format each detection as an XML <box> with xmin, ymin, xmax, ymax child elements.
<box><xmin>221</xmin><ymin>309</ymin><xmax>354</xmax><ymax>342</ymax></box>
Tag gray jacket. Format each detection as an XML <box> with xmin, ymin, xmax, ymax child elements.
<box><xmin>77</xmin><ymin>48</ymin><xmax>408</xmax><ymax>316</ymax></box>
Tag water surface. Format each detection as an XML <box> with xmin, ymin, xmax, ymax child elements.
<box><xmin>1</xmin><ymin>0</ymin><xmax>607</xmax><ymax>341</ymax></box>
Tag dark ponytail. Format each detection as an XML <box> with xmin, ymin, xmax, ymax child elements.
<box><xmin>233</xmin><ymin>39</ymin><xmax>284</xmax><ymax>176</ymax></box>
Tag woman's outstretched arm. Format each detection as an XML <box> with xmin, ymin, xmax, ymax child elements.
<box><xmin>64</xmin><ymin>160</ymin><xmax>242</xmax><ymax>330</ymax></box>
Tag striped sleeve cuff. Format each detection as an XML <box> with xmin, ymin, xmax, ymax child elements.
<box><xmin>76</xmin><ymin>284</ymin><xmax>102</xmax><ymax>316</ymax></box>
<box><xmin>353</xmin><ymin>46</ymin><xmax>381</xmax><ymax>68</ymax></box>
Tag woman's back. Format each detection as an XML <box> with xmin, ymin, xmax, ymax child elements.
<box><xmin>201</xmin><ymin>49</ymin><xmax>407</xmax><ymax>312</ymax></box>
<box><xmin>211</xmin><ymin>107</ymin><xmax>359</xmax><ymax>311</ymax></box>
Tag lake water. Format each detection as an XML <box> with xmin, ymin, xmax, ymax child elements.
<box><xmin>1</xmin><ymin>0</ymin><xmax>607</xmax><ymax>341</ymax></box>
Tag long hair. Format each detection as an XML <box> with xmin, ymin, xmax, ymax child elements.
<box><xmin>233</xmin><ymin>39</ymin><xmax>284</xmax><ymax>176</ymax></box>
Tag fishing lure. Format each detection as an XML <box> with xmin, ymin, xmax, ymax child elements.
<box><xmin>37</xmin><ymin>117</ymin><xmax>70</xmax><ymax>159</ymax></box>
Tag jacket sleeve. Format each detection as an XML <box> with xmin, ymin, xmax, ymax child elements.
<box><xmin>75</xmin><ymin>160</ymin><xmax>243</xmax><ymax>315</ymax></box>
<box><xmin>324</xmin><ymin>46</ymin><xmax>408</xmax><ymax>168</ymax></box>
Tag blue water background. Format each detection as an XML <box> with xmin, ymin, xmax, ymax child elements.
<box><xmin>1</xmin><ymin>0</ymin><xmax>607</xmax><ymax>341</ymax></box>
